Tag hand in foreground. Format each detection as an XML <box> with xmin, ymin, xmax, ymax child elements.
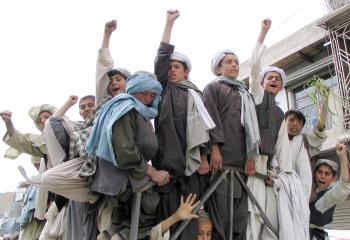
<box><xmin>175</xmin><ymin>193</ymin><xmax>200</xmax><ymax>220</ymax></box>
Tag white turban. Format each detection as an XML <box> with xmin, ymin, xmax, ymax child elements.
<box><xmin>260</xmin><ymin>66</ymin><xmax>287</xmax><ymax>87</ymax></box>
<box><xmin>170</xmin><ymin>52</ymin><xmax>192</xmax><ymax>71</ymax></box>
<box><xmin>315</xmin><ymin>159</ymin><xmax>338</xmax><ymax>173</ymax></box>
<box><xmin>211</xmin><ymin>49</ymin><xmax>238</xmax><ymax>76</ymax></box>
<box><xmin>28</xmin><ymin>104</ymin><xmax>56</xmax><ymax>131</ymax></box>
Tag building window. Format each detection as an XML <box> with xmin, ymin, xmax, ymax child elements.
<box><xmin>294</xmin><ymin>74</ymin><xmax>338</xmax><ymax>132</ymax></box>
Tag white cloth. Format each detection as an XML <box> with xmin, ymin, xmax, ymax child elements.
<box><xmin>315</xmin><ymin>179</ymin><xmax>350</xmax><ymax>213</ymax></box>
<box><xmin>188</xmin><ymin>89</ymin><xmax>216</xmax><ymax>130</ymax></box>
<box><xmin>96</xmin><ymin>48</ymin><xmax>115</xmax><ymax>106</ymax></box>
<box><xmin>306</xmin><ymin>126</ymin><xmax>327</xmax><ymax>158</ymax></box>
<box><xmin>290</xmin><ymin>134</ymin><xmax>312</xmax><ymax>201</ymax></box>
<box><xmin>246</xmin><ymin>155</ymin><xmax>268</xmax><ymax>240</ymax></box>
<box><xmin>277</xmin><ymin>172</ymin><xmax>309</xmax><ymax>240</ymax></box>
<box><xmin>261</xmin><ymin>186</ymin><xmax>278</xmax><ymax>240</ymax></box>
<box><xmin>185</xmin><ymin>89</ymin><xmax>214</xmax><ymax>176</ymax></box>
<box><xmin>150</xmin><ymin>223</ymin><xmax>170</xmax><ymax>240</ymax></box>
<box><xmin>290</xmin><ymin>125</ymin><xmax>327</xmax><ymax>202</ymax></box>
<box><xmin>38</xmin><ymin>202</ymin><xmax>67</xmax><ymax>240</ymax></box>
<box><xmin>249</xmin><ymin>42</ymin><xmax>266</xmax><ymax>105</ymax></box>
<box><xmin>275</xmin><ymin>120</ymin><xmax>293</xmax><ymax>172</ymax></box>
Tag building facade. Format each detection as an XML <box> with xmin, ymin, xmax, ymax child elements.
<box><xmin>239</xmin><ymin>4</ymin><xmax>350</xmax><ymax>230</ymax></box>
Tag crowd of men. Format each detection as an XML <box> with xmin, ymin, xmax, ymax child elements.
<box><xmin>1</xmin><ymin>9</ymin><xmax>350</xmax><ymax>240</ymax></box>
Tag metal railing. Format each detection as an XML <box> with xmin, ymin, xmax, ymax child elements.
<box><xmin>128</xmin><ymin>168</ymin><xmax>278</xmax><ymax>240</ymax></box>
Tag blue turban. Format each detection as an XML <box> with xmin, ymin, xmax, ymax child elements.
<box><xmin>86</xmin><ymin>72</ymin><xmax>162</xmax><ymax>166</ymax></box>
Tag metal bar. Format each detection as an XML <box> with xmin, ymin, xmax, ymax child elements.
<box><xmin>170</xmin><ymin>170</ymin><xmax>230</xmax><ymax>240</ymax></box>
<box><xmin>229</xmin><ymin>171</ymin><xmax>234</xmax><ymax>240</ymax></box>
<box><xmin>129</xmin><ymin>191</ymin><xmax>142</xmax><ymax>240</ymax></box>
<box><xmin>234</xmin><ymin>171</ymin><xmax>279</xmax><ymax>239</ymax></box>
<box><xmin>222</xmin><ymin>165</ymin><xmax>267</xmax><ymax>179</ymax></box>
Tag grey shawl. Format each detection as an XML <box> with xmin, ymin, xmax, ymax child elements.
<box><xmin>176</xmin><ymin>80</ymin><xmax>215</xmax><ymax>175</ymax></box>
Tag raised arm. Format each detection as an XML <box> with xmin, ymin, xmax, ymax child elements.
<box><xmin>96</xmin><ymin>20</ymin><xmax>116</xmax><ymax>106</ymax></box>
<box><xmin>249</xmin><ymin>19</ymin><xmax>271</xmax><ymax>104</ymax></box>
<box><xmin>161</xmin><ymin>10</ymin><xmax>180</xmax><ymax>44</ymax></box>
<box><xmin>52</xmin><ymin>95</ymin><xmax>78</xmax><ymax>118</ymax></box>
<box><xmin>337</xmin><ymin>143</ymin><xmax>349</xmax><ymax>183</ymax></box>
<box><xmin>315</xmin><ymin>143</ymin><xmax>350</xmax><ymax>213</ymax></box>
<box><xmin>1</xmin><ymin>111</ymin><xmax>45</xmax><ymax>157</ymax></box>
<box><xmin>305</xmin><ymin>87</ymin><xmax>330</xmax><ymax>152</ymax></box>
<box><xmin>102</xmin><ymin>20</ymin><xmax>117</xmax><ymax>49</ymax></box>
<box><xmin>257</xmin><ymin>19</ymin><xmax>271</xmax><ymax>44</ymax></box>
<box><xmin>0</xmin><ymin>110</ymin><xmax>15</xmax><ymax>137</ymax></box>
<box><xmin>154</xmin><ymin>10</ymin><xmax>179</xmax><ymax>83</ymax></box>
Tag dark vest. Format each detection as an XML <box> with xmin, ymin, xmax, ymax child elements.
<box><xmin>310</xmin><ymin>188</ymin><xmax>336</xmax><ymax>227</ymax></box>
<box><xmin>255</xmin><ymin>91</ymin><xmax>284</xmax><ymax>158</ymax></box>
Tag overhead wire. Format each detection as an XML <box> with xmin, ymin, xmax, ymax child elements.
<box><xmin>270</xmin><ymin>0</ymin><xmax>313</xmax><ymax>34</ymax></box>
<box><xmin>188</xmin><ymin>0</ymin><xmax>271</xmax><ymax>56</ymax></box>
<box><xmin>188</xmin><ymin>0</ymin><xmax>314</xmax><ymax>57</ymax></box>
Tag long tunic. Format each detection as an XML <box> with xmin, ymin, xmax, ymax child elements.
<box><xmin>91</xmin><ymin>109</ymin><xmax>159</xmax><ymax>239</ymax></box>
<box><xmin>203</xmin><ymin>81</ymin><xmax>248</xmax><ymax>240</ymax></box>
<box><xmin>290</xmin><ymin>126</ymin><xmax>327</xmax><ymax>203</ymax></box>
<box><xmin>153</xmin><ymin>42</ymin><xmax>188</xmax><ymax>175</ymax></box>
<box><xmin>247</xmin><ymin>42</ymin><xmax>292</xmax><ymax>240</ymax></box>
<box><xmin>153</xmin><ymin>42</ymin><xmax>207</xmax><ymax>240</ymax></box>
<box><xmin>91</xmin><ymin>109</ymin><xmax>157</xmax><ymax>195</ymax></box>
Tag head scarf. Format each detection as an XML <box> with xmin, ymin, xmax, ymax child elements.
<box><xmin>86</xmin><ymin>72</ymin><xmax>162</xmax><ymax>166</ymax></box>
<box><xmin>211</xmin><ymin>49</ymin><xmax>238</xmax><ymax>76</ymax></box>
<box><xmin>260</xmin><ymin>66</ymin><xmax>287</xmax><ymax>87</ymax></box>
<box><xmin>28</xmin><ymin>104</ymin><xmax>56</xmax><ymax>131</ymax></box>
<box><xmin>126</xmin><ymin>71</ymin><xmax>162</xmax><ymax>109</ymax></box>
<box><xmin>107</xmin><ymin>68</ymin><xmax>131</xmax><ymax>80</ymax></box>
<box><xmin>315</xmin><ymin>159</ymin><xmax>338</xmax><ymax>173</ymax></box>
<box><xmin>170</xmin><ymin>52</ymin><xmax>192</xmax><ymax>71</ymax></box>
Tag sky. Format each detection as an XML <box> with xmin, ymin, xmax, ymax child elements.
<box><xmin>0</xmin><ymin>0</ymin><xmax>330</xmax><ymax>193</ymax></box>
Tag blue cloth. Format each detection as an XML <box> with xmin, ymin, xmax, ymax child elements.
<box><xmin>20</xmin><ymin>185</ymin><xmax>38</xmax><ymax>227</ymax></box>
<box><xmin>85</xmin><ymin>73</ymin><xmax>162</xmax><ymax>166</ymax></box>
